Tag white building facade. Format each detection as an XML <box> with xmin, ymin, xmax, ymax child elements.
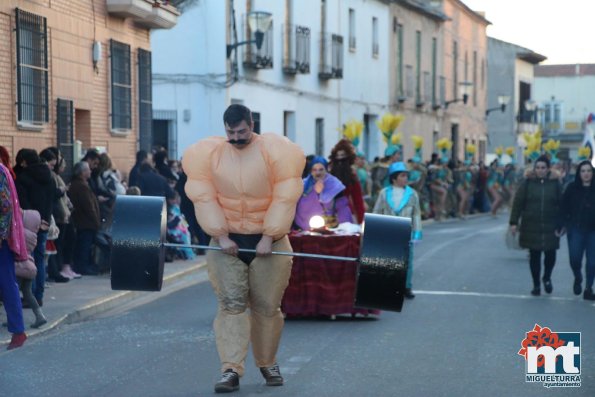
<box><xmin>152</xmin><ymin>0</ymin><xmax>391</xmax><ymax>160</ymax></box>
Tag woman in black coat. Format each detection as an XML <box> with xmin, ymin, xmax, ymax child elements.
<box><xmin>509</xmin><ymin>156</ymin><xmax>563</xmax><ymax>296</ymax></box>
<box><xmin>559</xmin><ymin>160</ymin><xmax>595</xmax><ymax>300</ymax></box>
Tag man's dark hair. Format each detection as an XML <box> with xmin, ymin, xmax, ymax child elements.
<box><xmin>82</xmin><ymin>148</ymin><xmax>100</xmax><ymax>162</ymax></box>
<box><xmin>535</xmin><ymin>155</ymin><xmax>551</xmax><ymax>169</ymax></box>
<box><xmin>39</xmin><ymin>148</ymin><xmax>57</xmax><ymax>164</ymax></box>
<box><xmin>223</xmin><ymin>104</ymin><xmax>252</xmax><ymax>128</ymax></box>
<box><xmin>136</xmin><ymin>150</ymin><xmax>148</xmax><ymax>164</ymax></box>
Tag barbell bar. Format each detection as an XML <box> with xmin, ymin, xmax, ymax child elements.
<box><xmin>109</xmin><ymin>196</ymin><xmax>411</xmax><ymax>312</ymax></box>
<box><xmin>164</xmin><ymin>242</ymin><xmax>358</xmax><ymax>262</ymax></box>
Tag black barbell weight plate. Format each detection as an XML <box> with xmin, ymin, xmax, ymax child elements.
<box><xmin>110</xmin><ymin>195</ymin><xmax>166</xmax><ymax>291</ymax></box>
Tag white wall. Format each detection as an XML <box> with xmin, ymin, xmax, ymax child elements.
<box><xmin>153</xmin><ymin>0</ymin><xmax>391</xmax><ymax>159</ymax></box>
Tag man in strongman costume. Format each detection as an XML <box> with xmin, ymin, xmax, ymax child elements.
<box><xmin>183</xmin><ymin>104</ymin><xmax>305</xmax><ymax>393</ymax></box>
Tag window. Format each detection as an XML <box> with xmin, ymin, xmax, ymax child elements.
<box><xmin>15</xmin><ymin>9</ymin><xmax>49</xmax><ymax>124</ymax></box>
<box><xmin>56</xmin><ymin>99</ymin><xmax>74</xmax><ymax>181</ymax></box>
<box><xmin>319</xmin><ymin>33</ymin><xmax>343</xmax><ymax>79</ymax></box>
<box><xmin>348</xmin><ymin>9</ymin><xmax>356</xmax><ymax>50</ymax></box>
<box><xmin>315</xmin><ymin>118</ymin><xmax>324</xmax><ymax>156</ymax></box>
<box><xmin>372</xmin><ymin>17</ymin><xmax>379</xmax><ymax>57</ymax></box>
<box><xmin>283</xmin><ymin>25</ymin><xmax>311</xmax><ymax>74</ymax></box>
<box><xmin>452</xmin><ymin>40</ymin><xmax>458</xmax><ymax>99</ymax></box>
<box><xmin>432</xmin><ymin>38</ymin><xmax>437</xmax><ymax>107</ymax></box>
<box><xmin>405</xmin><ymin>65</ymin><xmax>414</xmax><ymax>98</ymax></box>
<box><xmin>138</xmin><ymin>49</ymin><xmax>152</xmax><ymax>151</ymax></box>
<box><xmin>439</xmin><ymin>76</ymin><xmax>446</xmax><ymax>106</ymax></box>
<box><xmin>110</xmin><ymin>40</ymin><xmax>131</xmax><ymax>130</ymax></box>
<box><xmin>472</xmin><ymin>51</ymin><xmax>477</xmax><ymax>106</ymax></box>
<box><xmin>396</xmin><ymin>23</ymin><xmax>404</xmax><ymax>98</ymax></box>
<box><xmin>415</xmin><ymin>31</ymin><xmax>421</xmax><ymax>103</ymax></box>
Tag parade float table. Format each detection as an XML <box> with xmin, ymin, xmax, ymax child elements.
<box><xmin>282</xmin><ymin>232</ymin><xmax>381</xmax><ymax>317</ymax></box>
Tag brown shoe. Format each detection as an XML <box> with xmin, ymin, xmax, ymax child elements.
<box><xmin>214</xmin><ymin>369</ymin><xmax>239</xmax><ymax>393</ymax></box>
<box><xmin>260</xmin><ymin>364</ymin><xmax>283</xmax><ymax>386</ymax></box>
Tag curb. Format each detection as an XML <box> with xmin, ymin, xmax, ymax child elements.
<box><xmin>1</xmin><ymin>259</ymin><xmax>207</xmax><ymax>347</ymax></box>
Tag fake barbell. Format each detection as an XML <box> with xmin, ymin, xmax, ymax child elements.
<box><xmin>109</xmin><ymin>196</ymin><xmax>411</xmax><ymax>312</ymax></box>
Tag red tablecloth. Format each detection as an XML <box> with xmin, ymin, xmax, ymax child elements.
<box><xmin>282</xmin><ymin>233</ymin><xmax>380</xmax><ymax>317</ymax></box>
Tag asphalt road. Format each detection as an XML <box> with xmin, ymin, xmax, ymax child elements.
<box><xmin>1</xmin><ymin>213</ymin><xmax>594</xmax><ymax>396</ymax></box>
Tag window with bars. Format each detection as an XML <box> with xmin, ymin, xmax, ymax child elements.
<box><xmin>56</xmin><ymin>99</ymin><xmax>74</xmax><ymax>182</ymax></box>
<box><xmin>110</xmin><ymin>40</ymin><xmax>132</xmax><ymax>130</ymax></box>
<box><xmin>138</xmin><ymin>48</ymin><xmax>152</xmax><ymax>151</ymax></box>
<box><xmin>15</xmin><ymin>8</ymin><xmax>49</xmax><ymax>124</ymax></box>
<box><xmin>315</xmin><ymin>118</ymin><xmax>324</xmax><ymax>156</ymax></box>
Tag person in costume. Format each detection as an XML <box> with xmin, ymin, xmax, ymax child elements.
<box><xmin>371</xmin><ymin>114</ymin><xmax>404</xmax><ymax>201</ymax></box>
<box><xmin>455</xmin><ymin>144</ymin><xmax>476</xmax><ymax>218</ymax></box>
<box><xmin>429</xmin><ymin>139</ymin><xmax>453</xmax><ymax>221</ymax></box>
<box><xmin>373</xmin><ymin>162</ymin><xmax>422</xmax><ymax>299</ymax></box>
<box><xmin>487</xmin><ymin>148</ymin><xmax>505</xmax><ymax>217</ymax></box>
<box><xmin>408</xmin><ymin>135</ymin><xmax>430</xmax><ymax>218</ymax></box>
<box><xmin>294</xmin><ymin>156</ymin><xmax>353</xmax><ymax>230</ymax></box>
<box><xmin>329</xmin><ymin>139</ymin><xmax>365</xmax><ymax>223</ymax></box>
<box><xmin>182</xmin><ymin>104</ymin><xmax>305</xmax><ymax>393</ymax></box>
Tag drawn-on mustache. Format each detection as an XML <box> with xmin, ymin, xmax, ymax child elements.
<box><xmin>228</xmin><ymin>139</ymin><xmax>249</xmax><ymax>145</ymax></box>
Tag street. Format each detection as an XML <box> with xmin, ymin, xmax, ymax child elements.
<box><xmin>1</xmin><ymin>213</ymin><xmax>594</xmax><ymax>396</ymax></box>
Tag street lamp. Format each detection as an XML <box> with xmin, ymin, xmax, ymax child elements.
<box><xmin>485</xmin><ymin>95</ymin><xmax>510</xmax><ymax>117</ymax></box>
<box><xmin>444</xmin><ymin>81</ymin><xmax>473</xmax><ymax>109</ymax></box>
<box><xmin>226</xmin><ymin>11</ymin><xmax>273</xmax><ymax>58</ymax></box>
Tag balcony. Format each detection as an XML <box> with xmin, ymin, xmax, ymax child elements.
<box><xmin>319</xmin><ymin>33</ymin><xmax>343</xmax><ymax>80</ymax></box>
<box><xmin>106</xmin><ymin>0</ymin><xmax>179</xmax><ymax>29</ymax></box>
<box><xmin>282</xmin><ymin>24</ymin><xmax>311</xmax><ymax>74</ymax></box>
<box><xmin>106</xmin><ymin>0</ymin><xmax>153</xmax><ymax>19</ymax></box>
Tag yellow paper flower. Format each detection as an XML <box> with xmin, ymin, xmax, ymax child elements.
<box><xmin>505</xmin><ymin>147</ymin><xmax>515</xmax><ymax>156</ymax></box>
<box><xmin>377</xmin><ymin>113</ymin><xmax>404</xmax><ymax>143</ymax></box>
<box><xmin>391</xmin><ymin>132</ymin><xmax>402</xmax><ymax>145</ymax></box>
<box><xmin>578</xmin><ymin>146</ymin><xmax>592</xmax><ymax>159</ymax></box>
<box><xmin>465</xmin><ymin>144</ymin><xmax>476</xmax><ymax>154</ymax></box>
<box><xmin>542</xmin><ymin>139</ymin><xmax>560</xmax><ymax>152</ymax></box>
<box><xmin>436</xmin><ymin>138</ymin><xmax>452</xmax><ymax>150</ymax></box>
<box><xmin>411</xmin><ymin>135</ymin><xmax>423</xmax><ymax>150</ymax></box>
<box><xmin>495</xmin><ymin>146</ymin><xmax>504</xmax><ymax>156</ymax></box>
<box><xmin>342</xmin><ymin>120</ymin><xmax>363</xmax><ymax>142</ymax></box>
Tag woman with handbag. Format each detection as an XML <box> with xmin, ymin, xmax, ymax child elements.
<box><xmin>509</xmin><ymin>156</ymin><xmax>562</xmax><ymax>296</ymax></box>
<box><xmin>0</xmin><ymin>151</ymin><xmax>28</xmax><ymax>350</ymax></box>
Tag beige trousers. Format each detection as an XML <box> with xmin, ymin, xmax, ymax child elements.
<box><xmin>207</xmin><ymin>236</ymin><xmax>293</xmax><ymax>376</ymax></box>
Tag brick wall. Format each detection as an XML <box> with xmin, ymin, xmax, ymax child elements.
<box><xmin>0</xmin><ymin>0</ymin><xmax>152</xmax><ymax>175</ymax></box>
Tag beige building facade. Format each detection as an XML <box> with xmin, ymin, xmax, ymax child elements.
<box><xmin>0</xmin><ymin>0</ymin><xmax>178</xmax><ymax>176</ymax></box>
<box><xmin>441</xmin><ymin>0</ymin><xmax>489</xmax><ymax>162</ymax></box>
<box><xmin>389</xmin><ymin>0</ymin><xmax>489</xmax><ymax>163</ymax></box>
<box><xmin>389</xmin><ymin>0</ymin><xmax>447</xmax><ymax>162</ymax></box>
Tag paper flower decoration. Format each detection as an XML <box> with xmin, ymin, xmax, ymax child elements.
<box><xmin>522</xmin><ymin>131</ymin><xmax>542</xmax><ymax>161</ymax></box>
<box><xmin>342</xmin><ymin>120</ymin><xmax>363</xmax><ymax>148</ymax></box>
<box><xmin>543</xmin><ymin>139</ymin><xmax>561</xmax><ymax>164</ymax></box>
<box><xmin>377</xmin><ymin>113</ymin><xmax>404</xmax><ymax>144</ymax></box>
<box><xmin>391</xmin><ymin>132</ymin><xmax>403</xmax><ymax>146</ymax></box>
<box><xmin>465</xmin><ymin>144</ymin><xmax>477</xmax><ymax>155</ymax></box>
<box><xmin>411</xmin><ymin>135</ymin><xmax>423</xmax><ymax>163</ymax></box>
<box><xmin>436</xmin><ymin>138</ymin><xmax>453</xmax><ymax>151</ymax></box>
<box><xmin>495</xmin><ymin>146</ymin><xmax>504</xmax><ymax>156</ymax></box>
<box><xmin>505</xmin><ymin>147</ymin><xmax>515</xmax><ymax>157</ymax></box>
<box><xmin>411</xmin><ymin>135</ymin><xmax>423</xmax><ymax>150</ymax></box>
<box><xmin>578</xmin><ymin>146</ymin><xmax>592</xmax><ymax>161</ymax></box>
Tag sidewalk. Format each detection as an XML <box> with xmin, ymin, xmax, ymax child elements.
<box><xmin>1</xmin><ymin>256</ymin><xmax>207</xmax><ymax>348</ymax></box>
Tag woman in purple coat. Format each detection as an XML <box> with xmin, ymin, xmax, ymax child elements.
<box><xmin>294</xmin><ymin>156</ymin><xmax>353</xmax><ymax>230</ymax></box>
